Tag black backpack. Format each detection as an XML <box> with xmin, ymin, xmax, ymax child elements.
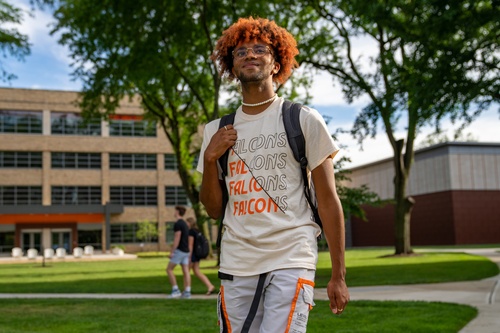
<box><xmin>216</xmin><ymin>100</ymin><xmax>323</xmax><ymax>248</ymax></box>
<box><xmin>194</xmin><ymin>231</ymin><xmax>210</xmax><ymax>259</ymax></box>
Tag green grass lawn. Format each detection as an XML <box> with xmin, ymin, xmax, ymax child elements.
<box><xmin>0</xmin><ymin>299</ymin><xmax>476</xmax><ymax>333</ymax></box>
<box><xmin>0</xmin><ymin>248</ymin><xmax>496</xmax><ymax>332</ymax></box>
<box><xmin>0</xmin><ymin>248</ymin><xmax>497</xmax><ymax>294</ymax></box>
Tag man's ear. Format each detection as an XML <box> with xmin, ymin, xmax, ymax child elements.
<box><xmin>273</xmin><ymin>62</ymin><xmax>281</xmax><ymax>75</ymax></box>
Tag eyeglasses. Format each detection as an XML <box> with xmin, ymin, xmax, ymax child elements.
<box><xmin>232</xmin><ymin>45</ymin><xmax>272</xmax><ymax>59</ymax></box>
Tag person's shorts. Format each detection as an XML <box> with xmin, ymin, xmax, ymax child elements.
<box><xmin>217</xmin><ymin>268</ymin><xmax>315</xmax><ymax>333</ymax></box>
<box><xmin>169</xmin><ymin>249</ymin><xmax>190</xmax><ymax>265</ymax></box>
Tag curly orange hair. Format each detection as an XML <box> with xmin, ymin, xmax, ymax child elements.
<box><xmin>212</xmin><ymin>17</ymin><xmax>299</xmax><ymax>84</ymax></box>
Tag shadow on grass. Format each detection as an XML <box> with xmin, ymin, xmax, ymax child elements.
<box><xmin>319</xmin><ymin>259</ymin><xmax>499</xmax><ymax>287</ymax></box>
<box><xmin>2</xmin><ymin>252</ymin><xmax>498</xmax><ymax>293</ymax></box>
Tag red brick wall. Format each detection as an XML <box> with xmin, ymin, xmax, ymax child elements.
<box><xmin>351</xmin><ymin>203</ymin><xmax>395</xmax><ymax>246</ymax></box>
<box><xmin>350</xmin><ymin>190</ymin><xmax>500</xmax><ymax>246</ymax></box>
<box><xmin>410</xmin><ymin>191</ymin><xmax>456</xmax><ymax>245</ymax></box>
<box><xmin>452</xmin><ymin>191</ymin><xmax>500</xmax><ymax>244</ymax></box>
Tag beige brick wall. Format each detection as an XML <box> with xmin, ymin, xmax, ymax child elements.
<box><xmin>0</xmin><ymin>170</ymin><xmax>42</xmax><ymax>185</ymax></box>
<box><xmin>111</xmin><ymin>207</ymin><xmax>159</xmax><ymax>223</ymax></box>
<box><xmin>50</xmin><ymin>170</ymin><xmax>102</xmax><ymax>185</ymax></box>
<box><xmin>0</xmin><ymin>87</ymin><xmax>143</xmax><ymax>114</ymax></box>
<box><xmin>108</xmin><ymin>170</ymin><xmax>158</xmax><ymax>185</ymax></box>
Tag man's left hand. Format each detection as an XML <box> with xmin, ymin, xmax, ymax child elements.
<box><xmin>327</xmin><ymin>277</ymin><xmax>349</xmax><ymax>315</ymax></box>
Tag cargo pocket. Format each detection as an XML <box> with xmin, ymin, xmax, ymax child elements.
<box><xmin>286</xmin><ymin>278</ymin><xmax>315</xmax><ymax>333</ymax></box>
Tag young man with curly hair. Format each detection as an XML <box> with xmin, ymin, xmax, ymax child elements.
<box><xmin>197</xmin><ymin>17</ymin><xmax>349</xmax><ymax>332</ymax></box>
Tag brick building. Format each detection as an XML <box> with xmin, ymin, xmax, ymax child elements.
<box><xmin>0</xmin><ymin>87</ymin><xmax>192</xmax><ymax>254</ymax></box>
<box><xmin>347</xmin><ymin>142</ymin><xmax>500</xmax><ymax>246</ymax></box>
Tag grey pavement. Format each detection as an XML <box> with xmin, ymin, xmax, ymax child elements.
<box><xmin>1</xmin><ymin>248</ymin><xmax>499</xmax><ymax>333</ymax></box>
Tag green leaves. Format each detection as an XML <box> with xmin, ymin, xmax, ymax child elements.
<box><xmin>0</xmin><ymin>0</ymin><xmax>31</xmax><ymax>81</ymax></box>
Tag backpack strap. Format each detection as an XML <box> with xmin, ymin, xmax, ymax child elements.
<box><xmin>282</xmin><ymin>100</ymin><xmax>323</xmax><ymax>231</ymax></box>
<box><xmin>216</xmin><ymin>112</ymin><xmax>236</xmax><ymax>248</ymax></box>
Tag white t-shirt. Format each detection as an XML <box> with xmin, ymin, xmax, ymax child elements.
<box><xmin>197</xmin><ymin>97</ymin><xmax>339</xmax><ymax>276</ymax></box>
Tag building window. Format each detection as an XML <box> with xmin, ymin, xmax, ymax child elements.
<box><xmin>78</xmin><ymin>229</ymin><xmax>102</xmax><ymax>250</ymax></box>
<box><xmin>111</xmin><ymin>223</ymin><xmax>158</xmax><ymax>244</ymax></box>
<box><xmin>109</xmin><ymin>153</ymin><xmax>157</xmax><ymax>169</ymax></box>
<box><xmin>0</xmin><ymin>186</ymin><xmax>42</xmax><ymax>205</ymax></box>
<box><xmin>165</xmin><ymin>186</ymin><xmax>189</xmax><ymax>206</ymax></box>
<box><xmin>51</xmin><ymin>186</ymin><xmax>102</xmax><ymax>205</ymax></box>
<box><xmin>164</xmin><ymin>153</ymin><xmax>178</xmax><ymax>170</ymax></box>
<box><xmin>0</xmin><ymin>231</ymin><xmax>15</xmax><ymax>253</ymax></box>
<box><xmin>0</xmin><ymin>151</ymin><xmax>42</xmax><ymax>168</ymax></box>
<box><xmin>52</xmin><ymin>152</ymin><xmax>101</xmax><ymax>169</ymax></box>
<box><xmin>109</xmin><ymin>118</ymin><xmax>156</xmax><ymax>137</ymax></box>
<box><xmin>51</xmin><ymin>112</ymin><xmax>101</xmax><ymax>136</ymax></box>
<box><xmin>192</xmin><ymin>153</ymin><xmax>199</xmax><ymax>169</ymax></box>
<box><xmin>164</xmin><ymin>153</ymin><xmax>199</xmax><ymax>170</ymax></box>
<box><xmin>110</xmin><ymin>186</ymin><xmax>157</xmax><ymax>206</ymax></box>
<box><xmin>165</xmin><ymin>221</ymin><xmax>176</xmax><ymax>243</ymax></box>
<box><xmin>0</xmin><ymin>110</ymin><xmax>42</xmax><ymax>134</ymax></box>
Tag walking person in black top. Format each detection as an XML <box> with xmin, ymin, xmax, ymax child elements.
<box><xmin>166</xmin><ymin>206</ymin><xmax>191</xmax><ymax>298</ymax></box>
<box><xmin>187</xmin><ymin>217</ymin><xmax>216</xmax><ymax>295</ymax></box>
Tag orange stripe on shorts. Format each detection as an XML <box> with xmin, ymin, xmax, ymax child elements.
<box><xmin>220</xmin><ymin>285</ymin><xmax>232</xmax><ymax>333</ymax></box>
<box><xmin>285</xmin><ymin>278</ymin><xmax>315</xmax><ymax>333</ymax></box>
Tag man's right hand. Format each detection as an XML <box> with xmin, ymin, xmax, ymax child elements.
<box><xmin>204</xmin><ymin>124</ymin><xmax>237</xmax><ymax>162</ymax></box>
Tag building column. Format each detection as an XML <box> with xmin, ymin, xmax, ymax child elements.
<box><xmin>101</xmin><ymin>152</ymin><xmax>110</xmax><ymax>252</ymax></box>
<box><xmin>42</xmin><ymin>151</ymin><xmax>51</xmax><ymax>206</ymax></box>
<box><xmin>157</xmin><ymin>153</ymin><xmax>167</xmax><ymax>251</ymax></box>
<box><xmin>42</xmin><ymin>110</ymin><xmax>51</xmax><ymax>206</ymax></box>
<box><xmin>42</xmin><ymin>110</ymin><xmax>50</xmax><ymax>135</ymax></box>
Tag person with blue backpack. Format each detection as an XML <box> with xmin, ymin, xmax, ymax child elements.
<box><xmin>197</xmin><ymin>17</ymin><xmax>349</xmax><ymax>332</ymax></box>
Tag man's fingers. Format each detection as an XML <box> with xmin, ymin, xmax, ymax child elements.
<box><xmin>329</xmin><ymin>292</ymin><xmax>348</xmax><ymax>315</ymax></box>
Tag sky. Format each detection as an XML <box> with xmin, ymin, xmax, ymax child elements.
<box><xmin>3</xmin><ymin>1</ymin><xmax>499</xmax><ymax>168</ymax></box>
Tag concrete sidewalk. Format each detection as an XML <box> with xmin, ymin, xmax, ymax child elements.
<box><xmin>1</xmin><ymin>248</ymin><xmax>498</xmax><ymax>332</ymax></box>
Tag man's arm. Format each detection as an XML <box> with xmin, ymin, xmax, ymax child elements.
<box><xmin>199</xmin><ymin>124</ymin><xmax>237</xmax><ymax>219</ymax></box>
<box><xmin>311</xmin><ymin>156</ymin><xmax>349</xmax><ymax>315</ymax></box>
<box><xmin>170</xmin><ymin>230</ymin><xmax>181</xmax><ymax>258</ymax></box>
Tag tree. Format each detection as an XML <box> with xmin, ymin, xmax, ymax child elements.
<box><xmin>0</xmin><ymin>0</ymin><xmax>30</xmax><ymax>81</ymax></box>
<box><xmin>136</xmin><ymin>219</ymin><xmax>159</xmax><ymax>251</ymax></box>
<box><xmin>44</xmin><ymin>0</ymin><xmax>386</xmax><ymax>254</ymax></box>
<box><xmin>301</xmin><ymin>0</ymin><xmax>498</xmax><ymax>254</ymax></box>
<box><xmin>44</xmin><ymin>0</ymin><xmax>313</xmax><ymax>248</ymax></box>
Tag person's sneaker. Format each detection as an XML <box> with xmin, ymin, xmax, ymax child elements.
<box><xmin>168</xmin><ymin>290</ymin><xmax>181</xmax><ymax>299</ymax></box>
<box><xmin>181</xmin><ymin>291</ymin><xmax>191</xmax><ymax>299</ymax></box>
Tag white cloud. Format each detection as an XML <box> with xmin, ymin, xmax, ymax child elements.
<box><xmin>15</xmin><ymin>0</ymin><xmax>73</xmax><ymax>66</ymax></box>
<box><xmin>335</xmin><ymin>132</ymin><xmax>393</xmax><ymax>168</ymax></box>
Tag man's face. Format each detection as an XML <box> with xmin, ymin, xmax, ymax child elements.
<box><xmin>231</xmin><ymin>39</ymin><xmax>279</xmax><ymax>83</ymax></box>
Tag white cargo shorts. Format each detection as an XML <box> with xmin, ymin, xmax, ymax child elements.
<box><xmin>217</xmin><ymin>268</ymin><xmax>316</xmax><ymax>333</ymax></box>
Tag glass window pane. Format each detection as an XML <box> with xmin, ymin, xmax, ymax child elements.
<box><xmin>0</xmin><ymin>186</ymin><xmax>42</xmax><ymax>205</ymax></box>
<box><xmin>165</xmin><ymin>154</ymin><xmax>177</xmax><ymax>170</ymax></box>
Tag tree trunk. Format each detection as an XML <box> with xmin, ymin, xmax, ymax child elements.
<box><xmin>393</xmin><ymin>140</ymin><xmax>414</xmax><ymax>255</ymax></box>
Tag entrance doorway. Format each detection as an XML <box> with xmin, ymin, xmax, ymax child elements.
<box><xmin>19</xmin><ymin>228</ymin><xmax>72</xmax><ymax>253</ymax></box>
<box><xmin>51</xmin><ymin>229</ymin><xmax>71</xmax><ymax>252</ymax></box>
<box><xmin>21</xmin><ymin>230</ymin><xmax>42</xmax><ymax>252</ymax></box>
